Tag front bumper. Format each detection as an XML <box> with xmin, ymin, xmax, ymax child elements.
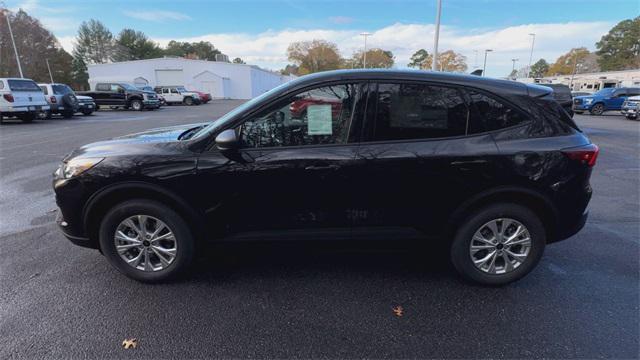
<box><xmin>78</xmin><ymin>102</ymin><xmax>96</xmax><ymax>111</ymax></box>
<box><xmin>143</xmin><ymin>100</ymin><xmax>160</xmax><ymax>109</ymax></box>
<box><xmin>56</xmin><ymin>207</ymin><xmax>97</xmax><ymax>249</ymax></box>
<box><xmin>573</xmin><ymin>103</ymin><xmax>591</xmax><ymax>111</ymax></box>
<box><xmin>621</xmin><ymin>108</ymin><xmax>637</xmax><ymax>116</ymax></box>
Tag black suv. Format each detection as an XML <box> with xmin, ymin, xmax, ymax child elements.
<box><xmin>54</xmin><ymin>70</ymin><xmax>597</xmax><ymax>285</ymax></box>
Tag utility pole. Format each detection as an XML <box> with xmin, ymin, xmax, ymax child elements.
<box><xmin>2</xmin><ymin>6</ymin><xmax>24</xmax><ymax>78</ymax></box>
<box><xmin>360</xmin><ymin>32</ymin><xmax>371</xmax><ymax>68</ymax></box>
<box><xmin>432</xmin><ymin>0</ymin><xmax>442</xmax><ymax>71</ymax></box>
<box><xmin>527</xmin><ymin>33</ymin><xmax>536</xmax><ymax>78</ymax></box>
<box><xmin>569</xmin><ymin>52</ymin><xmax>580</xmax><ymax>90</ymax></box>
<box><xmin>482</xmin><ymin>49</ymin><xmax>492</xmax><ymax>76</ymax></box>
<box><xmin>46</xmin><ymin>59</ymin><xmax>54</xmax><ymax>83</ymax></box>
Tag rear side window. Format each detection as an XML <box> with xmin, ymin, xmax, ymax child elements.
<box><xmin>96</xmin><ymin>83</ymin><xmax>109</xmax><ymax>91</ymax></box>
<box><xmin>52</xmin><ymin>84</ymin><xmax>73</xmax><ymax>95</ymax></box>
<box><xmin>8</xmin><ymin>79</ymin><xmax>41</xmax><ymax>92</ymax></box>
<box><xmin>465</xmin><ymin>90</ymin><xmax>528</xmax><ymax>134</ymax></box>
<box><xmin>371</xmin><ymin>83</ymin><xmax>468</xmax><ymax>141</ymax></box>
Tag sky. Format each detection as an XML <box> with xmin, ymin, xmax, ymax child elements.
<box><xmin>5</xmin><ymin>0</ymin><xmax>639</xmax><ymax>77</ymax></box>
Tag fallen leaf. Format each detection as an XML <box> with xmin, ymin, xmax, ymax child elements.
<box><xmin>122</xmin><ymin>338</ymin><xmax>137</xmax><ymax>349</ymax></box>
<box><xmin>392</xmin><ymin>306</ymin><xmax>403</xmax><ymax>317</ymax></box>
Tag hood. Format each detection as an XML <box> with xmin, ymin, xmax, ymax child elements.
<box><xmin>76</xmin><ymin>95</ymin><xmax>93</xmax><ymax>101</ymax></box>
<box><xmin>64</xmin><ymin>122</ymin><xmax>208</xmax><ymax>160</ymax></box>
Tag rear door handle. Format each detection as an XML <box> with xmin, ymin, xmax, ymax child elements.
<box><xmin>451</xmin><ymin>160</ymin><xmax>488</xmax><ymax>166</ymax></box>
<box><xmin>305</xmin><ymin>164</ymin><xmax>339</xmax><ymax>171</ymax></box>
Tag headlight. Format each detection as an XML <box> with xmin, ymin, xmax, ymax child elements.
<box><xmin>57</xmin><ymin>157</ymin><xmax>104</xmax><ymax>179</ymax></box>
<box><xmin>585</xmin><ymin>98</ymin><xmax>594</xmax><ymax>105</ymax></box>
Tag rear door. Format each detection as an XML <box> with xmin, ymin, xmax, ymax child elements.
<box><xmin>352</xmin><ymin>82</ymin><xmax>501</xmax><ymax>238</ymax></box>
<box><xmin>8</xmin><ymin>79</ymin><xmax>48</xmax><ymax>108</ymax></box>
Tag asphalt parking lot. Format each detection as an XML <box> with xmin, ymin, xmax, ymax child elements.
<box><xmin>0</xmin><ymin>103</ymin><xmax>638</xmax><ymax>358</ymax></box>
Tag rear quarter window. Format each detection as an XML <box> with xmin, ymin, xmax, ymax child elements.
<box><xmin>8</xmin><ymin>79</ymin><xmax>41</xmax><ymax>92</ymax></box>
<box><xmin>465</xmin><ymin>90</ymin><xmax>528</xmax><ymax>134</ymax></box>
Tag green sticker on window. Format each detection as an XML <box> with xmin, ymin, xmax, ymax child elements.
<box><xmin>307</xmin><ymin>104</ymin><xmax>333</xmax><ymax>135</ymax></box>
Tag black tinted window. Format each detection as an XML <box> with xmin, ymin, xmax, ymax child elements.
<box><xmin>372</xmin><ymin>83</ymin><xmax>468</xmax><ymax>141</ymax></box>
<box><xmin>240</xmin><ymin>84</ymin><xmax>359</xmax><ymax>148</ymax></box>
<box><xmin>96</xmin><ymin>84</ymin><xmax>109</xmax><ymax>91</ymax></box>
<box><xmin>8</xmin><ymin>79</ymin><xmax>41</xmax><ymax>91</ymax></box>
<box><xmin>465</xmin><ymin>90</ymin><xmax>527</xmax><ymax>134</ymax></box>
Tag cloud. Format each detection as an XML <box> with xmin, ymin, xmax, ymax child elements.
<box><xmin>149</xmin><ymin>21</ymin><xmax>611</xmax><ymax>77</ymax></box>
<box><xmin>329</xmin><ymin>16</ymin><xmax>355</xmax><ymax>25</ymax></box>
<box><xmin>122</xmin><ymin>10</ymin><xmax>191</xmax><ymax>22</ymax></box>
<box><xmin>9</xmin><ymin>0</ymin><xmax>79</xmax><ymax>32</ymax></box>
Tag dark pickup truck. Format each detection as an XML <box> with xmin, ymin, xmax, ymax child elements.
<box><xmin>78</xmin><ymin>82</ymin><xmax>160</xmax><ymax>111</ymax></box>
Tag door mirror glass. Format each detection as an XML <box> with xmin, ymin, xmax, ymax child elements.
<box><xmin>215</xmin><ymin>129</ymin><xmax>239</xmax><ymax>151</ymax></box>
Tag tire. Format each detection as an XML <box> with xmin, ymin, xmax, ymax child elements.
<box><xmin>18</xmin><ymin>113</ymin><xmax>35</xmax><ymax>123</ymax></box>
<box><xmin>625</xmin><ymin>115</ymin><xmax>638</xmax><ymax>121</ymax></box>
<box><xmin>589</xmin><ymin>103</ymin><xmax>605</xmax><ymax>116</ymax></box>
<box><xmin>62</xmin><ymin>110</ymin><xmax>74</xmax><ymax>119</ymax></box>
<box><xmin>99</xmin><ymin>199</ymin><xmax>195</xmax><ymax>283</ymax></box>
<box><xmin>450</xmin><ymin>203</ymin><xmax>546</xmax><ymax>286</ymax></box>
<box><xmin>82</xmin><ymin>110</ymin><xmax>93</xmax><ymax>116</ymax></box>
<box><xmin>130</xmin><ymin>99</ymin><xmax>143</xmax><ymax>111</ymax></box>
<box><xmin>183</xmin><ymin>97</ymin><xmax>194</xmax><ymax>106</ymax></box>
<box><xmin>574</xmin><ymin>111</ymin><xmax>583</xmax><ymax>115</ymax></box>
<box><xmin>38</xmin><ymin>111</ymin><xmax>51</xmax><ymax>120</ymax></box>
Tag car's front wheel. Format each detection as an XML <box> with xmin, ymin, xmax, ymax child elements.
<box><xmin>590</xmin><ymin>103</ymin><xmax>605</xmax><ymax>115</ymax></box>
<box><xmin>450</xmin><ymin>203</ymin><xmax>545</xmax><ymax>285</ymax></box>
<box><xmin>625</xmin><ymin>114</ymin><xmax>638</xmax><ymax>121</ymax></box>
<box><xmin>99</xmin><ymin>199</ymin><xmax>195</xmax><ymax>282</ymax></box>
<box><xmin>130</xmin><ymin>99</ymin><xmax>143</xmax><ymax>111</ymax></box>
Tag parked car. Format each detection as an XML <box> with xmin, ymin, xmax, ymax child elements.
<box><xmin>38</xmin><ymin>83</ymin><xmax>80</xmax><ymax>118</ymax></box>
<box><xmin>0</xmin><ymin>78</ymin><xmax>50</xmax><ymax>123</ymax></box>
<box><xmin>54</xmin><ymin>69</ymin><xmax>596</xmax><ymax>285</ymax></box>
<box><xmin>154</xmin><ymin>86</ymin><xmax>201</xmax><ymax>106</ymax></box>
<box><xmin>79</xmin><ymin>83</ymin><xmax>160</xmax><ymax>111</ymax></box>
<box><xmin>189</xmin><ymin>90</ymin><xmax>212</xmax><ymax>104</ymax></box>
<box><xmin>542</xmin><ymin>83</ymin><xmax>573</xmax><ymax>117</ymax></box>
<box><xmin>137</xmin><ymin>85</ymin><xmax>165</xmax><ymax>106</ymax></box>
<box><xmin>621</xmin><ymin>95</ymin><xmax>640</xmax><ymax>120</ymax></box>
<box><xmin>573</xmin><ymin>87</ymin><xmax>640</xmax><ymax>115</ymax></box>
<box><xmin>76</xmin><ymin>95</ymin><xmax>97</xmax><ymax>116</ymax></box>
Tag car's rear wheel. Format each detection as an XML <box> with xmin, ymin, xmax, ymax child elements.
<box><xmin>184</xmin><ymin>97</ymin><xmax>194</xmax><ymax>106</ymax></box>
<box><xmin>99</xmin><ymin>199</ymin><xmax>195</xmax><ymax>282</ymax></box>
<box><xmin>590</xmin><ymin>103</ymin><xmax>605</xmax><ymax>115</ymax></box>
<box><xmin>450</xmin><ymin>203</ymin><xmax>545</xmax><ymax>285</ymax></box>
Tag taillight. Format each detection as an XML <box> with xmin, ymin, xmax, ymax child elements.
<box><xmin>3</xmin><ymin>94</ymin><xmax>14</xmax><ymax>102</ymax></box>
<box><xmin>50</xmin><ymin>96</ymin><xmax>57</xmax><ymax>103</ymax></box>
<box><xmin>562</xmin><ymin>144</ymin><xmax>599</xmax><ymax>167</ymax></box>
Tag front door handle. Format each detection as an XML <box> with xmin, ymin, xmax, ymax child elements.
<box><xmin>450</xmin><ymin>159</ymin><xmax>488</xmax><ymax>166</ymax></box>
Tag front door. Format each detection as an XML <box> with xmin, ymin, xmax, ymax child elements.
<box><xmin>197</xmin><ymin>82</ymin><xmax>366</xmax><ymax>240</ymax></box>
<box><xmin>607</xmin><ymin>89</ymin><xmax>627</xmax><ymax>110</ymax></box>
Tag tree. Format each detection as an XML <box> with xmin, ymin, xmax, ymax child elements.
<box><xmin>164</xmin><ymin>40</ymin><xmax>221</xmax><ymax>60</ymax></box>
<box><xmin>508</xmin><ymin>69</ymin><xmax>518</xmax><ymax>78</ymax></box>
<box><xmin>408</xmin><ymin>49</ymin><xmax>429</xmax><ymax>68</ymax></box>
<box><xmin>280</xmin><ymin>64</ymin><xmax>299</xmax><ymax>76</ymax></box>
<box><xmin>596</xmin><ymin>17</ymin><xmax>640</xmax><ymax>71</ymax></box>
<box><xmin>232</xmin><ymin>57</ymin><xmax>245</xmax><ymax>64</ymax></box>
<box><xmin>546</xmin><ymin>47</ymin><xmax>598</xmax><ymax>76</ymax></box>
<box><xmin>529</xmin><ymin>59</ymin><xmax>549</xmax><ymax>78</ymax></box>
<box><xmin>114</xmin><ymin>29</ymin><xmax>162</xmax><ymax>61</ymax></box>
<box><xmin>286</xmin><ymin>39</ymin><xmax>343</xmax><ymax>74</ymax></box>
<box><xmin>350</xmin><ymin>48</ymin><xmax>394</xmax><ymax>68</ymax></box>
<box><xmin>0</xmin><ymin>9</ymin><xmax>73</xmax><ymax>84</ymax></box>
<box><xmin>73</xmin><ymin>19</ymin><xmax>119</xmax><ymax>65</ymax></box>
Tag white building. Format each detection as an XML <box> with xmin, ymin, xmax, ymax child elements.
<box><xmin>516</xmin><ymin>69</ymin><xmax>640</xmax><ymax>93</ymax></box>
<box><xmin>87</xmin><ymin>58</ymin><xmax>295</xmax><ymax>99</ymax></box>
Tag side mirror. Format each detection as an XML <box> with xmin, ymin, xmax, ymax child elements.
<box><xmin>215</xmin><ymin>129</ymin><xmax>239</xmax><ymax>151</ymax></box>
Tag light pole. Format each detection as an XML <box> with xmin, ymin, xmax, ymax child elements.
<box><xmin>1</xmin><ymin>7</ymin><xmax>24</xmax><ymax>78</ymax></box>
<box><xmin>360</xmin><ymin>32</ymin><xmax>371</xmax><ymax>68</ymax></box>
<box><xmin>482</xmin><ymin>49</ymin><xmax>493</xmax><ymax>76</ymax></box>
<box><xmin>46</xmin><ymin>59</ymin><xmax>54</xmax><ymax>83</ymax></box>
<box><xmin>527</xmin><ymin>33</ymin><xmax>536</xmax><ymax>78</ymax></box>
<box><xmin>432</xmin><ymin>0</ymin><xmax>442</xmax><ymax>71</ymax></box>
<box><xmin>511</xmin><ymin>58</ymin><xmax>519</xmax><ymax>78</ymax></box>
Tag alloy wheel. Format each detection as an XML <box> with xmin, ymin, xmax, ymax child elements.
<box><xmin>114</xmin><ymin>215</ymin><xmax>177</xmax><ymax>272</ymax></box>
<box><xmin>469</xmin><ymin>218</ymin><xmax>531</xmax><ymax>275</ymax></box>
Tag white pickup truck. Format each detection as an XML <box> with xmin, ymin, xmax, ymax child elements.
<box><xmin>0</xmin><ymin>78</ymin><xmax>50</xmax><ymax>123</ymax></box>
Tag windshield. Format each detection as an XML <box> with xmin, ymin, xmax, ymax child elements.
<box><xmin>52</xmin><ymin>84</ymin><xmax>74</xmax><ymax>95</ymax></box>
<box><xmin>120</xmin><ymin>83</ymin><xmax>138</xmax><ymax>91</ymax></box>
<box><xmin>193</xmin><ymin>82</ymin><xmax>292</xmax><ymax>139</ymax></box>
<box><xmin>592</xmin><ymin>88</ymin><xmax>615</xmax><ymax>96</ymax></box>
<box><xmin>177</xmin><ymin>86</ymin><xmax>188</xmax><ymax>92</ymax></box>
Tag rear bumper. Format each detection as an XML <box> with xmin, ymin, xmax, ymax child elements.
<box><xmin>1</xmin><ymin>104</ymin><xmax>50</xmax><ymax>113</ymax></box>
<box><xmin>553</xmin><ymin>210</ymin><xmax>588</xmax><ymax>243</ymax></box>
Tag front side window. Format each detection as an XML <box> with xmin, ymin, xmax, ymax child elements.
<box><xmin>465</xmin><ymin>90</ymin><xmax>528</xmax><ymax>134</ymax></box>
<box><xmin>239</xmin><ymin>83</ymin><xmax>359</xmax><ymax>148</ymax></box>
<box><xmin>371</xmin><ymin>83</ymin><xmax>468</xmax><ymax>141</ymax></box>
<box><xmin>171</xmin><ymin>88</ymin><xmax>179</xmax><ymax>94</ymax></box>
<box><xmin>612</xmin><ymin>89</ymin><xmax>626</xmax><ymax>97</ymax></box>
<box><xmin>110</xmin><ymin>84</ymin><xmax>122</xmax><ymax>92</ymax></box>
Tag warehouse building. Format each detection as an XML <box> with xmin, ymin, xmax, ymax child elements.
<box><xmin>87</xmin><ymin>57</ymin><xmax>295</xmax><ymax>99</ymax></box>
